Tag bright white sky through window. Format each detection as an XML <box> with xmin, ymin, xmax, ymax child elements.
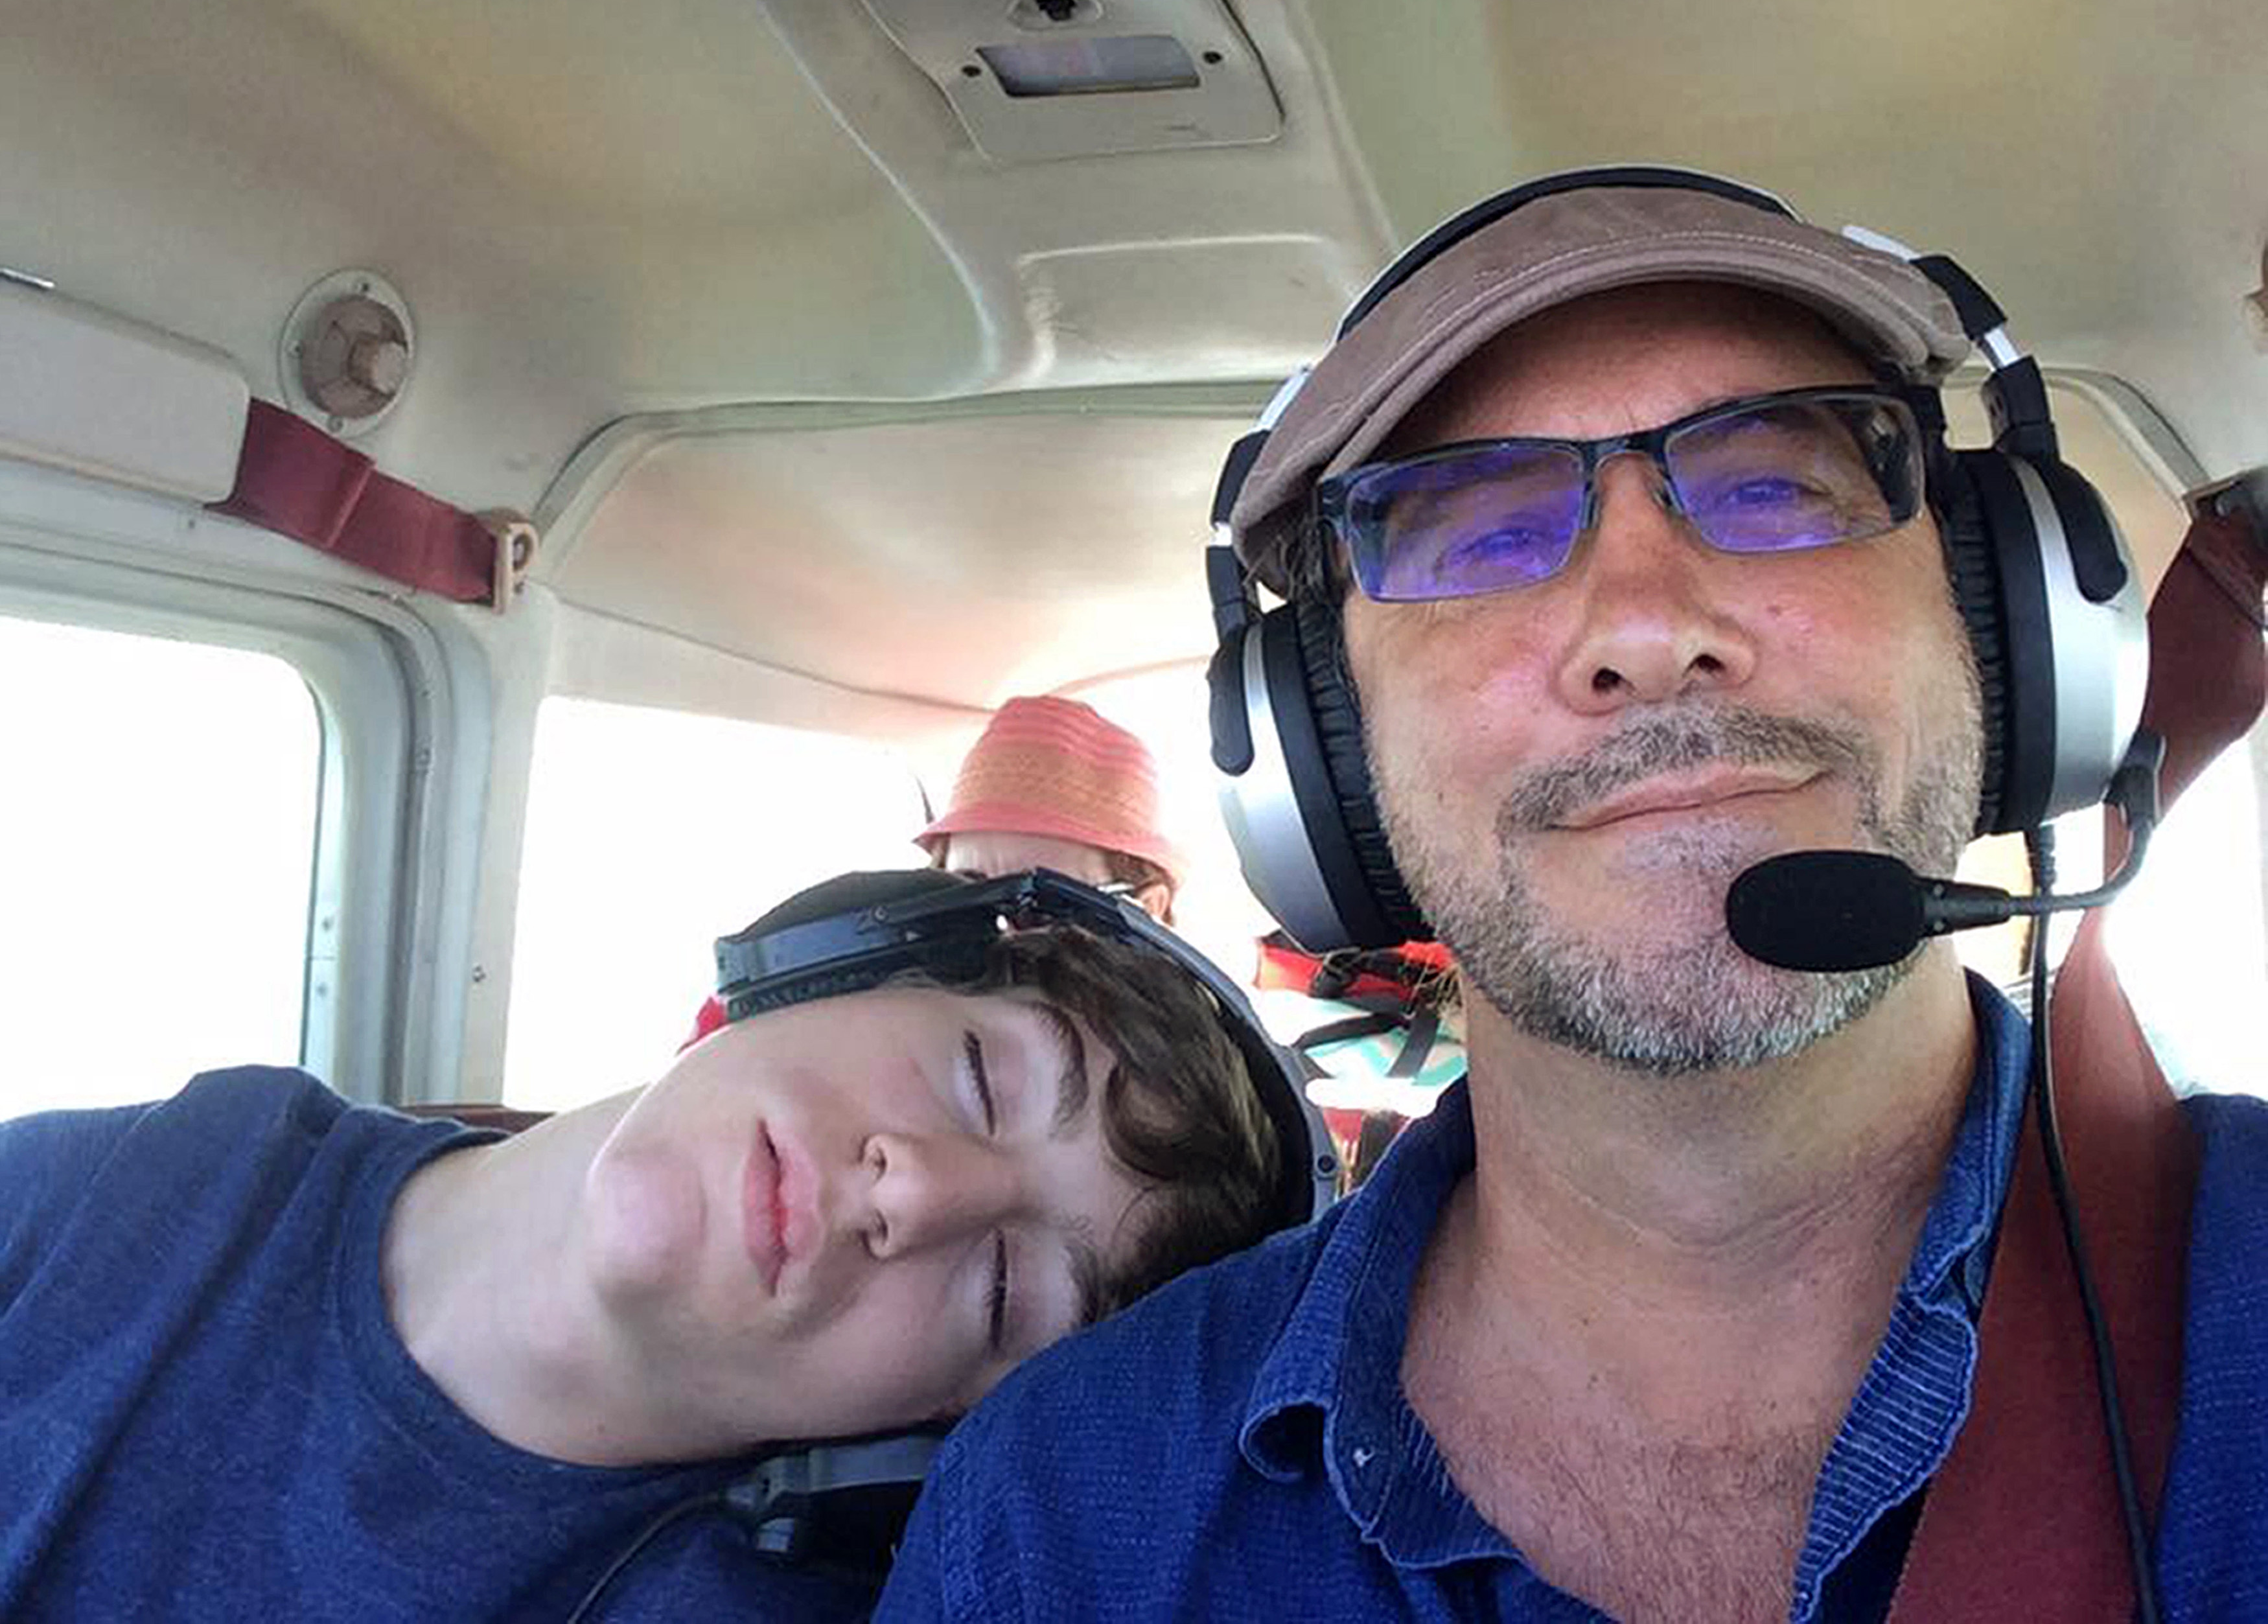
<box><xmin>502</xmin><ymin>697</ymin><xmax>931</xmax><ymax>1111</ymax></box>
<box><xmin>2109</xmin><ymin>726</ymin><xmax>2268</xmax><ymax>1096</ymax></box>
<box><xmin>0</xmin><ymin>615</ymin><xmax>318</xmax><ymax>1119</ymax></box>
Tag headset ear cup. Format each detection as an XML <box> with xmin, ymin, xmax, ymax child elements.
<box><xmin>1288</xmin><ymin>597</ymin><xmax>1430</xmax><ymax>944</ymax></box>
<box><xmin>1936</xmin><ymin>453</ymin><xmax>2015</xmax><ymax>835</ymax></box>
<box><xmin>1951</xmin><ymin>449</ymin><xmax>2088</xmax><ymax>834</ymax></box>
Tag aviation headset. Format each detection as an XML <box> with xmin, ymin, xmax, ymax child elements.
<box><xmin>1206</xmin><ymin>165</ymin><xmax>2152</xmax><ymax>953</ymax></box>
<box><xmin>568</xmin><ymin>866</ymin><xmax>1336</xmax><ymax>1619</ymax></box>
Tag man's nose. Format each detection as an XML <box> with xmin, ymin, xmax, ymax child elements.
<box><xmin>853</xmin><ymin>1131</ymin><xmax>1017</xmax><ymax>1260</ymax></box>
<box><xmin>1549</xmin><ymin>454</ymin><xmax>1758</xmax><ymax>712</ymax></box>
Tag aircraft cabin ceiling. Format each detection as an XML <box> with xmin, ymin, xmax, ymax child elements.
<box><xmin>3</xmin><ymin>0</ymin><xmax>2263</xmax><ymax>709</ymax></box>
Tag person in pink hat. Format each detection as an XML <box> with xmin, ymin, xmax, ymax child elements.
<box><xmin>914</xmin><ymin>695</ymin><xmax>1182</xmax><ymax>925</ymax></box>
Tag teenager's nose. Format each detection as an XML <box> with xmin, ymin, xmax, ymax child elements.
<box><xmin>855</xmin><ymin>1131</ymin><xmax>1017</xmax><ymax>1259</ymax></box>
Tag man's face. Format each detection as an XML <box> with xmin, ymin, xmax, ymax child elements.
<box><xmin>581</xmin><ymin>983</ymin><xmax>1149</xmax><ymax>1444</ymax></box>
<box><xmin>1340</xmin><ymin>283</ymin><xmax>1984</xmax><ymax>1074</ymax></box>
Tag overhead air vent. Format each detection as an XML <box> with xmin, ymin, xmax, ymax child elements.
<box><xmin>859</xmin><ymin>0</ymin><xmax>1281</xmax><ymax>163</ymax></box>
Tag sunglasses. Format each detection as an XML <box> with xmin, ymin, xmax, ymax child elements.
<box><xmin>1317</xmin><ymin>386</ymin><xmax>1927</xmax><ymax>603</ymax></box>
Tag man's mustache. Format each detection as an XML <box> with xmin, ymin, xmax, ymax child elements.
<box><xmin>1496</xmin><ymin>705</ymin><xmax>1875</xmax><ymax>833</ymax></box>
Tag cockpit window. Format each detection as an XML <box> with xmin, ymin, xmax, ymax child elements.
<box><xmin>0</xmin><ymin>614</ymin><xmax>318</xmax><ymax>1119</ymax></box>
<box><xmin>501</xmin><ymin>696</ymin><xmax>929</xmax><ymax>1111</ymax></box>
<box><xmin>2108</xmin><ymin>719</ymin><xmax>2268</xmax><ymax>1095</ymax></box>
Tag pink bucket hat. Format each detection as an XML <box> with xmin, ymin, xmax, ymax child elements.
<box><xmin>915</xmin><ymin>696</ymin><xmax>1182</xmax><ymax>887</ymax></box>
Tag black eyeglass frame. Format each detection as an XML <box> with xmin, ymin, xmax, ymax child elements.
<box><xmin>1315</xmin><ymin>384</ymin><xmax>1929</xmax><ymax>603</ymax></box>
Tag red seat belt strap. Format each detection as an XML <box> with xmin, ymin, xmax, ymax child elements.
<box><xmin>208</xmin><ymin>399</ymin><xmax>535</xmax><ymax>609</ymax></box>
<box><xmin>1890</xmin><ymin>507</ymin><xmax>2267</xmax><ymax>1621</ymax></box>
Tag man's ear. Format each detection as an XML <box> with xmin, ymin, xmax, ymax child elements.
<box><xmin>1131</xmin><ymin>881</ymin><xmax>1175</xmax><ymax>924</ymax></box>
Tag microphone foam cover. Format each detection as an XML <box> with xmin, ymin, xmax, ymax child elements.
<box><xmin>1724</xmin><ymin>850</ymin><xmax>1926</xmax><ymax>972</ymax></box>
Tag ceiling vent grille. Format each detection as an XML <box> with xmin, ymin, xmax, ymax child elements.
<box><xmin>859</xmin><ymin>0</ymin><xmax>1281</xmax><ymax>163</ymax></box>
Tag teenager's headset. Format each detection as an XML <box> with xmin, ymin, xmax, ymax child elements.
<box><xmin>566</xmin><ymin>866</ymin><xmax>1336</xmax><ymax>1621</ymax></box>
<box><xmin>1205</xmin><ymin>165</ymin><xmax>2152</xmax><ymax>953</ymax></box>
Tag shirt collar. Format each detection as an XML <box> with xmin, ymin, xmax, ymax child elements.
<box><xmin>1236</xmin><ymin>971</ymin><xmax>2033</xmax><ymax>1573</ymax></box>
<box><xmin>1907</xmin><ymin>974</ymin><xmax>2031</xmax><ymax>1310</ymax></box>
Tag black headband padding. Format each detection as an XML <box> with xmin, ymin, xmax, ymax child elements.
<box><xmin>1258</xmin><ymin>609</ymin><xmax>1394</xmax><ymax>949</ymax></box>
<box><xmin>1288</xmin><ymin>599</ymin><xmax>1429</xmax><ymax>947</ymax></box>
<box><xmin>1961</xmin><ymin>456</ymin><xmax>2059</xmax><ymax>832</ymax></box>
<box><xmin>1936</xmin><ymin>463</ymin><xmax>2012</xmax><ymax>837</ymax></box>
<box><xmin>728</xmin><ymin>964</ymin><xmax>925</xmax><ymax>1023</ymax></box>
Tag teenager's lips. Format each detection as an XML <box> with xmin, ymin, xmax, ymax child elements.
<box><xmin>741</xmin><ymin>1126</ymin><xmax>785</xmax><ymax>1293</ymax></box>
<box><xmin>742</xmin><ymin>1124</ymin><xmax>818</xmax><ymax>1295</ymax></box>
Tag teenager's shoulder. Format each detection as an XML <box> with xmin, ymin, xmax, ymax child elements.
<box><xmin>3</xmin><ymin>1066</ymin><xmax>356</xmax><ymax>1152</ymax></box>
<box><xmin>174</xmin><ymin>1062</ymin><xmax>353</xmax><ymax>1122</ymax></box>
<box><xmin>2</xmin><ymin>1067</ymin><xmax>316</xmax><ymax>1216</ymax></box>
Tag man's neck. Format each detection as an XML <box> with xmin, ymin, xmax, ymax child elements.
<box><xmin>1401</xmin><ymin>951</ymin><xmax>1980</xmax><ymax>1621</ymax></box>
<box><xmin>380</xmin><ymin>1095</ymin><xmax>705</xmax><ymax>1467</ymax></box>
<box><xmin>1452</xmin><ymin>949</ymin><xmax>1976</xmax><ymax>1373</ymax></box>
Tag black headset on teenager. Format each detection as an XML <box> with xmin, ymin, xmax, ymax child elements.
<box><xmin>1205</xmin><ymin>165</ymin><xmax>2152</xmax><ymax>955</ymax></box>
<box><xmin>1203</xmin><ymin>165</ymin><xmax>2168</xmax><ymax>1619</ymax></box>
<box><xmin>566</xmin><ymin>866</ymin><xmax>1336</xmax><ymax>1621</ymax></box>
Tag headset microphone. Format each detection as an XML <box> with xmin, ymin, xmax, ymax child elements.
<box><xmin>1726</xmin><ymin>732</ymin><xmax>2166</xmax><ymax>974</ymax></box>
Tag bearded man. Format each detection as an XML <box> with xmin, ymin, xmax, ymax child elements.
<box><xmin>874</xmin><ymin>171</ymin><xmax>2268</xmax><ymax>1623</ymax></box>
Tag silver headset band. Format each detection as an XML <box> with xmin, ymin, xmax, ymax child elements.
<box><xmin>2007</xmin><ymin>459</ymin><xmax>2152</xmax><ymax>819</ymax></box>
<box><xmin>1218</xmin><ymin>624</ymin><xmax>1352</xmax><ymax>953</ymax></box>
<box><xmin>1842</xmin><ymin>222</ymin><xmax>2029</xmax><ymax>371</ymax></box>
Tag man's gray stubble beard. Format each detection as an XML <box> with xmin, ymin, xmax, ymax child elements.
<box><xmin>1382</xmin><ymin>688</ymin><xmax>1984</xmax><ymax>1077</ymax></box>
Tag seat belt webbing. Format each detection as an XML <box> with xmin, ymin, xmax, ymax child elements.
<box><xmin>1890</xmin><ymin>507</ymin><xmax>2267</xmax><ymax>1621</ymax></box>
<box><xmin>207</xmin><ymin>399</ymin><xmax>533</xmax><ymax>607</ymax></box>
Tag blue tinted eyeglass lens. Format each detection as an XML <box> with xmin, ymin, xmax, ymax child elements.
<box><xmin>1665</xmin><ymin>395</ymin><xmax>1921</xmax><ymax>553</ymax></box>
<box><xmin>1347</xmin><ymin>443</ymin><xmax>1586</xmax><ymax>601</ymax></box>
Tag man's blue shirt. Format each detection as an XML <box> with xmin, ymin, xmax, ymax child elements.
<box><xmin>877</xmin><ymin>977</ymin><xmax>2268</xmax><ymax>1621</ymax></box>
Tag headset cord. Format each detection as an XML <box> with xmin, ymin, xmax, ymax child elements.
<box><xmin>561</xmin><ymin>1489</ymin><xmax>722</xmax><ymax>1624</ymax></box>
<box><xmin>2023</xmin><ymin>824</ymin><xmax>2162</xmax><ymax>1624</ymax></box>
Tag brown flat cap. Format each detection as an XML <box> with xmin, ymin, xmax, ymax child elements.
<box><xmin>1231</xmin><ymin>183</ymin><xmax>1973</xmax><ymax>592</ymax></box>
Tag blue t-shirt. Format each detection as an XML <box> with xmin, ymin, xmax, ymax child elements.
<box><xmin>0</xmin><ymin>1067</ymin><xmax>877</xmax><ymax>1622</ymax></box>
<box><xmin>877</xmin><ymin>978</ymin><xmax>2268</xmax><ymax>1621</ymax></box>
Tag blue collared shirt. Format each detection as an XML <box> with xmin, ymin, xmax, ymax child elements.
<box><xmin>1233</xmin><ymin>973</ymin><xmax>2025</xmax><ymax>1620</ymax></box>
<box><xmin>871</xmin><ymin>975</ymin><xmax>2023</xmax><ymax>1624</ymax></box>
<box><xmin>877</xmin><ymin>973</ymin><xmax>2268</xmax><ymax>1621</ymax></box>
